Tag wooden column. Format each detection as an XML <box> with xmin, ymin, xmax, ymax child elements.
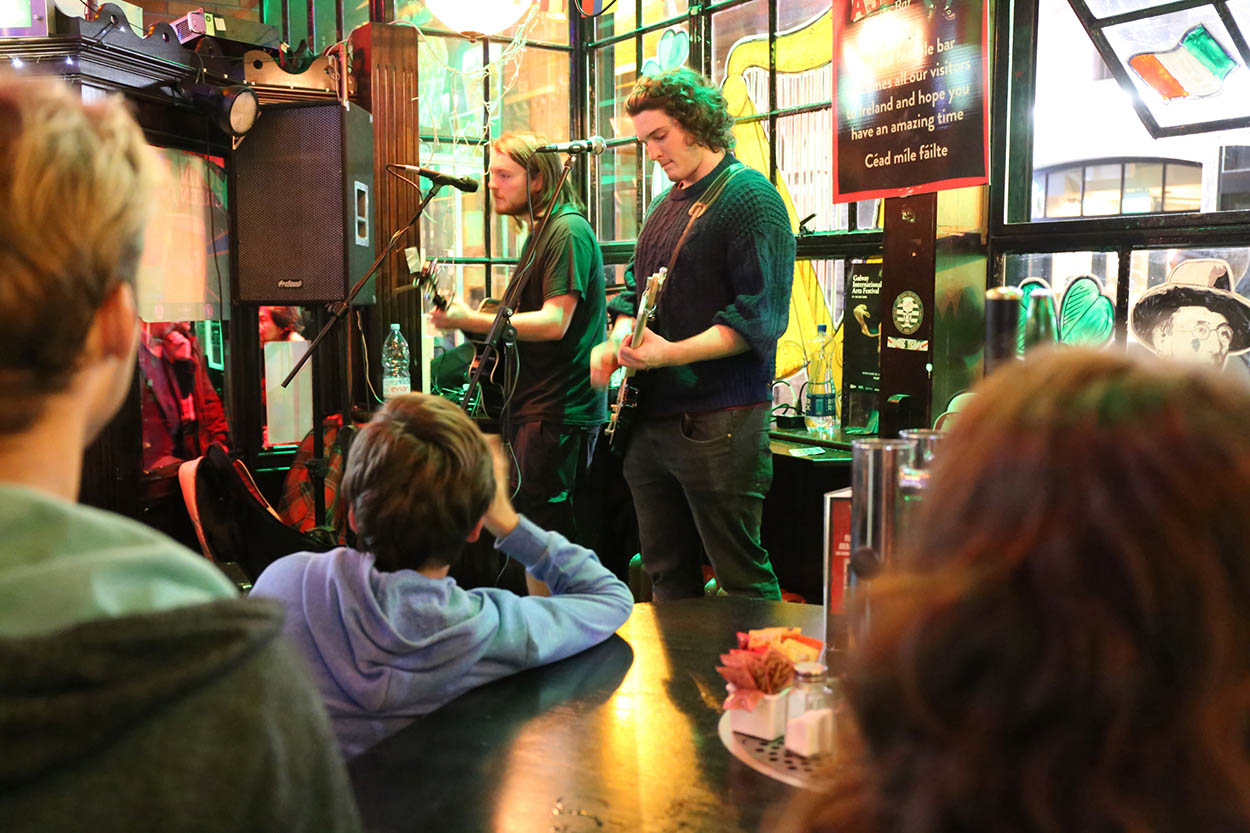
<box><xmin>879</xmin><ymin>193</ymin><xmax>938</xmax><ymax>437</ymax></box>
<box><xmin>349</xmin><ymin>23</ymin><xmax>422</xmax><ymax>406</ymax></box>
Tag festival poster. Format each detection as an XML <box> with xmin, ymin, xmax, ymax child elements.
<box><xmin>842</xmin><ymin>262</ymin><xmax>882</xmax><ymax>432</ymax></box>
<box><xmin>832</xmin><ymin>0</ymin><xmax>989</xmax><ymax>202</ymax></box>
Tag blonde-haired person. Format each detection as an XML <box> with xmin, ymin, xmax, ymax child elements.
<box><xmin>780</xmin><ymin>347</ymin><xmax>1250</xmax><ymax>833</ymax></box>
<box><xmin>428</xmin><ymin>131</ymin><xmax>607</xmax><ymax>553</ymax></box>
<box><xmin>251</xmin><ymin>393</ymin><xmax>633</xmax><ymax>758</ymax></box>
<box><xmin>0</xmin><ymin>75</ymin><xmax>361</xmax><ymax>832</ymax></box>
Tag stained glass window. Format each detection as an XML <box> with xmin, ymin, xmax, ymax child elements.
<box><xmin>1002</xmin><ymin>252</ymin><xmax>1121</xmax><ymax>348</ymax></box>
<box><xmin>1103</xmin><ymin>8</ymin><xmax>1250</xmax><ymax>134</ymax></box>
<box><xmin>711</xmin><ymin>0</ymin><xmax>769</xmax><ymax>88</ymax></box>
<box><xmin>642</xmin><ymin>0</ymin><xmax>687</xmax><ymax>25</ymax></box>
<box><xmin>593</xmin><ymin>0</ymin><xmax>637</xmax><ymax>40</ymax></box>
<box><xmin>1024</xmin><ymin>0</ymin><xmax>1250</xmax><ymax>221</ymax></box>
<box><xmin>389</xmin><ymin>7</ymin><xmax>574</xmax><ymax>299</ymax></box>
<box><xmin>1125</xmin><ymin>247</ymin><xmax>1250</xmax><ymax>372</ymax></box>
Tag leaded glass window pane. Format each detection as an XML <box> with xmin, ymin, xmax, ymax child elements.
<box><xmin>1163</xmin><ymin>161</ymin><xmax>1203</xmax><ymax>210</ymax></box>
<box><xmin>711</xmin><ymin>0</ymin><xmax>769</xmax><ymax>90</ymax></box>
<box><xmin>1046</xmin><ymin>168</ymin><xmax>1083</xmax><ymax>217</ymax></box>
<box><xmin>489</xmin><ymin>44</ymin><xmax>572</xmax><ymax>141</ymax></box>
<box><xmin>593</xmin><ymin>142</ymin><xmax>640</xmax><ymax>242</ymax></box>
<box><xmin>1123</xmin><ymin>161</ymin><xmax>1164</xmax><ymax>212</ymax></box>
<box><xmin>643</xmin><ymin>0</ymin><xmax>687</xmax><ymax>25</ymax></box>
<box><xmin>1083</xmin><ymin>163</ymin><xmax>1123</xmax><ymax>215</ymax></box>
<box><xmin>417</xmin><ymin>142</ymin><xmax>488</xmax><ymax>259</ymax></box>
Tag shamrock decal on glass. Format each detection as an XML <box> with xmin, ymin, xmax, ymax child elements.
<box><xmin>1016</xmin><ymin>275</ymin><xmax>1115</xmax><ymax>351</ymax></box>
<box><xmin>641</xmin><ymin>28</ymin><xmax>690</xmax><ymax>77</ymax></box>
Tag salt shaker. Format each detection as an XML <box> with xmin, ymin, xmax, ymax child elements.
<box><xmin>785</xmin><ymin>661</ymin><xmax>835</xmax><ymax>757</ymax></box>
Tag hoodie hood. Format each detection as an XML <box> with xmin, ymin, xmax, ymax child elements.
<box><xmin>293</xmin><ymin>549</ymin><xmax>522</xmax><ymax>713</ymax></box>
<box><xmin>0</xmin><ymin>484</ymin><xmax>235</xmax><ymax>639</ymax></box>
<box><xmin>0</xmin><ymin>597</ymin><xmax>285</xmax><ymax>785</ymax></box>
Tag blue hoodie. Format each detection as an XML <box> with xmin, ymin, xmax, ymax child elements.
<box><xmin>251</xmin><ymin>516</ymin><xmax>633</xmax><ymax>758</ymax></box>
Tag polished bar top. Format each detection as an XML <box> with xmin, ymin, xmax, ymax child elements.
<box><xmin>769</xmin><ymin>426</ymin><xmax>858</xmax><ymax>451</ymax></box>
<box><xmin>348</xmin><ymin>597</ymin><xmax>825</xmax><ymax>832</ymax></box>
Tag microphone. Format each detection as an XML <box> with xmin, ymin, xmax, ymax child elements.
<box><xmin>535</xmin><ymin>136</ymin><xmax>607</xmax><ymax>155</ymax></box>
<box><xmin>389</xmin><ymin>164</ymin><xmax>479</xmax><ymax>193</ymax></box>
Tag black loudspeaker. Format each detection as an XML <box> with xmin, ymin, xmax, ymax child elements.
<box><xmin>234</xmin><ymin>102</ymin><xmax>375</xmax><ymax>304</ymax></box>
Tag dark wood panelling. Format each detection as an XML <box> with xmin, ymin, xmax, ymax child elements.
<box><xmin>350</xmin><ymin>23</ymin><xmax>423</xmax><ymax>403</ymax></box>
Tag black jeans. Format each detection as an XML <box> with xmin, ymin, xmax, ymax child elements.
<box><xmin>507</xmin><ymin>420</ymin><xmax>599</xmax><ymax>546</ymax></box>
<box><xmin>622</xmin><ymin>403</ymin><xmax>781</xmax><ymax>600</ymax></box>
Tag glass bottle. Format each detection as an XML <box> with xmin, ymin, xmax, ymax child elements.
<box><xmin>1023</xmin><ymin>287</ymin><xmax>1058</xmax><ymax>352</ymax></box>
<box><xmin>785</xmin><ymin>661</ymin><xmax>836</xmax><ymax>756</ymax></box>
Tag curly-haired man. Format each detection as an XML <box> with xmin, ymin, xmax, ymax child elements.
<box><xmin>590</xmin><ymin>68</ymin><xmax>795</xmax><ymax>601</ymax></box>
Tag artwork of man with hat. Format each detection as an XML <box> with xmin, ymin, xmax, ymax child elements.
<box><xmin>1130</xmin><ymin>258</ymin><xmax>1250</xmax><ymax>370</ymax></box>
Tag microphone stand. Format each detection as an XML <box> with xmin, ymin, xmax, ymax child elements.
<box><xmin>281</xmin><ymin>180</ymin><xmax>446</xmax><ymax>390</ymax></box>
<box><xmin>461</xmin><ymin>154</ymin><xmax>577</xmax><ymax>419</ymax></box>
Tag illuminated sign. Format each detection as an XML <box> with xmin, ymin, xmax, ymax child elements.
<box><xmin>833</xmin><ymin>0</ymin><xmax>989</xmax><ymax>201</ymax></box>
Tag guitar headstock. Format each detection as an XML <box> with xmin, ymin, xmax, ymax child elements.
<box><xmin>640</xmin><ymin>267</ymin><xmax>668</xmax><ymax>310</ymax></box>
<box><xmin>412</xmin><ymin>255</ymin><xmax>448</xmax><ymax>310</ymax></box>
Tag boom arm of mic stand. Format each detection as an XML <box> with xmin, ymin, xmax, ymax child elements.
<box><xmin>460</xmin><ymin>155</ymin><xmax>577</xmax><ymax>416</ymax></box>
<box><xmin>281</xmin><ymin>181</ymin><xmax>447</xmax><ymax>389</ymax></box>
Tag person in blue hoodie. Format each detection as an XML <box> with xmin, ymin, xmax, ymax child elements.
<box><xmin>251</xmin><ymin>393</ymin><xmax>634</xmax><ymax>758</ymax></box>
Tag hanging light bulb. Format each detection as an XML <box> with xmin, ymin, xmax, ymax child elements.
<box><xmin>423</xmin><ymin>0</ymin><xmax>533</xmax><ymax>38</ymax></box>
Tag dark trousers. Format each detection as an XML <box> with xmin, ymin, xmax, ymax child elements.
<box><xmin>622</xmin><ymin>403</ymin><xmax>781</xmax><ymax>601</ymax></box>
<box><xmin>507</xmin><ymin>420</ymin><xmax>599</xmax><ymax>546</ymax></box>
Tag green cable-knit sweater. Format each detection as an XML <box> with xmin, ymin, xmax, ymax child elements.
<box><xmin>608</xmin><ymin>153</ymin><xmax>795</xmax><ymax>417</ymax></box>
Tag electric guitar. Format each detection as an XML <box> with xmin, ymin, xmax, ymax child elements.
<box><xmin>604</xmin><ymin>267</ymin><xmax>667</xmax><ymax>452</ymax></box>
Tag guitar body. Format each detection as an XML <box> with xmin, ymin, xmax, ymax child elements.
<box><xmin>604</xmin><ymin>268</ymin><xmax>668</xmax><ymax>454</ymax></box>
<box><xmin>420</xmin><ymin>275</ymin><xmax>514</xmax><ymax>419</ymax></box>
<box><xmin>607</xmin><ymin>372</ymin><xmax>641</xmax><ymax>455</ymax></box>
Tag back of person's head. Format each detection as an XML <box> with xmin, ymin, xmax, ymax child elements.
<box><xmin>0</xmin><ymin>74</ymin><xmax>157</xmax><ymax>436</ymax></box>
<box><xmin>341</xmin><ymin>394</ymin><xmax>494</xmax><ymax>572</ymax></box>
<box><xmin>492</xmin><ymin>131</ymin><xmax>585</xmax><ymax>213</ymax></box>
<box><xmin>265</xmin><ymin>305</ymin><xmax>304</xmax><ymax>340</ymax></box>
<box><xmin>625</xmin><ymin>68</ymin><xmax>735</xmax><ymax>153</ymax></box>
<box><xmin>790</xmin><ymin>348</ymin><xmax>1250</xmax><ymax>833</ymax></box>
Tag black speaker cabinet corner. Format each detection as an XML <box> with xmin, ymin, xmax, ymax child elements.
<box><xmin>233</xmin><ymin>101</ymin><xmax>376</xmax><ymax>305</ymax></box>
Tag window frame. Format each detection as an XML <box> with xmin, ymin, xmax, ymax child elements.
<box><xmin>412</xmin><ymin>27</ymin><xmax>579</xmax><ymax>299</ymax></box>
<box><xmin>989</xmin><ymin>0</ymin><xmax>1250</xmax><ymax>255</ymax></box>
<box><xmin>581</xmin><ymin>0</ymin><xmax>884</xmax><ymax>288</ymax></box>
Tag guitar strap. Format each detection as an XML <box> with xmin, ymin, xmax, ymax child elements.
<box><xmin>659</xmin><ymin>161</ymin><xmax>747</xmax><ymax>293</ymax></box>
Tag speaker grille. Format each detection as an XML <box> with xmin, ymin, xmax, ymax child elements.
<box><xmin>235</xmin><ymin>105</ymin><xmax>370</xmax><ymax>303</ymax></box>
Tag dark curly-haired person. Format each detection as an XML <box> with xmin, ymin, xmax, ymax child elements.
<box><xmin>590</xmin><ymin>68</ymin><xmax>794</xmax><ymax>601</ymax></box>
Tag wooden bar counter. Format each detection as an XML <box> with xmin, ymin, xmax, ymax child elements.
<box><xmin>349</xmin><ymin>597</ymin><xmax>826</xmax><ymax>832</ymax></box>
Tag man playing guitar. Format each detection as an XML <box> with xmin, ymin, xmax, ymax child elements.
<box><xmin>430</xmin><ymin>132</ymin><xmax>607</xmax><ymax>547</ymax></box>
<box><xmin>590</xmin><ymin>69</ymin><xmax>795</xmax><ymax>602</ymax></box>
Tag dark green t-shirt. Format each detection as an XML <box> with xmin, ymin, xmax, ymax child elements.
<box><xmin>507</xmin><ymin>205</ymin><xmax>607</xmax><ymax>426</ymax></box>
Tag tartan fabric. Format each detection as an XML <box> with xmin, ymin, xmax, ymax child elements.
<box><xmin>278</xmin><ymin>415</ymin><xmax>348</xmax><ymax>544</ymax></box>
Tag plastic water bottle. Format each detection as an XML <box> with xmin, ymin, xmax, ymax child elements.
<box><xmin>381</xmin><ymin>323</ymin><xmax>411</xmax><ymax>400</ymax></box>
<box><xmin>805</xmin><ymin>324</ymin><xmax>838</xmax><ymax>437</ymax></box>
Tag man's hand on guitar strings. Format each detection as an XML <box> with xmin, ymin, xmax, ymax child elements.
<box><xmin>429</xmin><ymin>298</ymin><xmax>476</xmax><ymax>333</ymax></box>
<box><xmin>618</xmin><ymin>328</ymin><xmax>674</xmax><ymax>372</ymax></box>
